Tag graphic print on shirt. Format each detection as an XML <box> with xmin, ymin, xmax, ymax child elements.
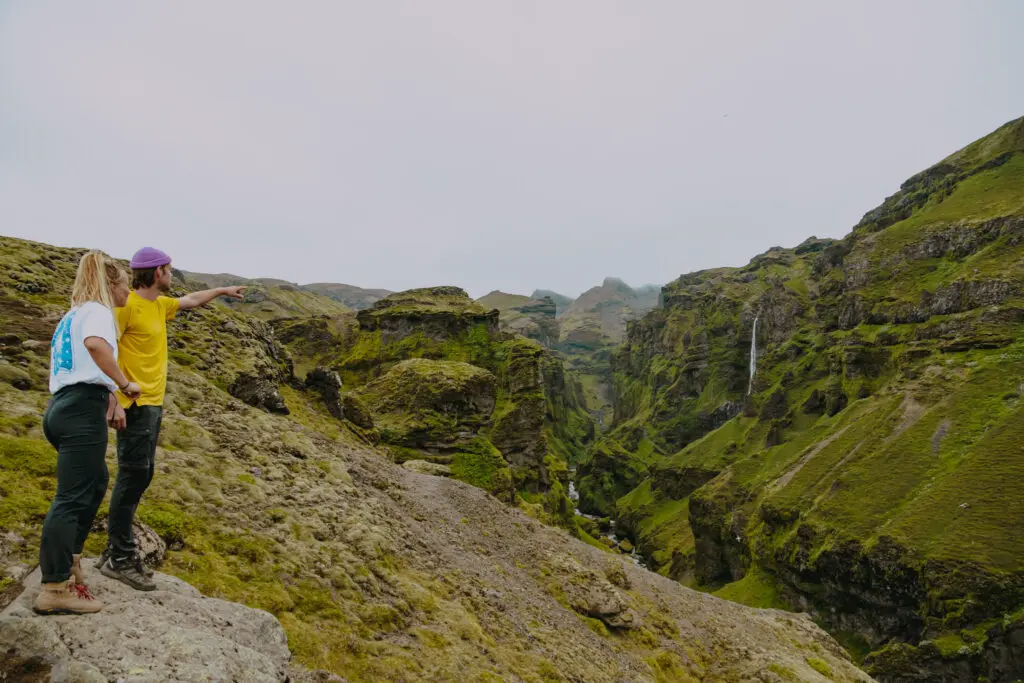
<box><xmin>51</xmin><ymin>312</ymin><xmax>76</xmax><ymax>376</ymax></box>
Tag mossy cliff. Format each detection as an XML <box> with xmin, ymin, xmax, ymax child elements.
<box><xmin>274</xmin><ymin>286</ymin><xmax>595</xmax><ymax>521</ymax></box>
<box><xmin>580</xmin><ymin>116</ymin><xmax>1024</xmax><ymax>681</ymax></box>
<box><xmin>476</xmin><ymin>291</ymin><xmax>561</xmax><ymax>348</ymax></box>
<box><xmin>0</xmin><ymin>237</ymin><xmax>873</xmax><ymax>681</ymax></box>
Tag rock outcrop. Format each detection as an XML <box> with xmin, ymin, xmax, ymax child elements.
<box><xmin>355</xmin><ymin>286</ymin><xmax>499</xmax><ymax>342</ymax></box>
<box><xmin>304</xmin><ymin>367</ymin><xmax>345</xmax><ymax>419</ymax></box>
<box><xmin>229</xmin><ymin>371</ymin><xmax>290</xmax><ymax>414</ymax></box>
<box><xmin>355</xmin><ymin>358</ymin><xmax>497</xmax><ymax>450</ymax></box>
<box><xmin>0</xmin><ymin>568</ymin><xmax>291</xmax><ymax>682</ymax></box>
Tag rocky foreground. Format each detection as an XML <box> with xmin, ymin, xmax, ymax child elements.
<box><xmin>1</xmin><ymin>569</ymin><xmax>292</xmax><ymax>682</ymax></box>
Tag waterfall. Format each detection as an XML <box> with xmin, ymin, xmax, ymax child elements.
<box><xmin>748</xmin><ymin>315</ymin><xmax>759</xmax><ymax>395</ymax></box>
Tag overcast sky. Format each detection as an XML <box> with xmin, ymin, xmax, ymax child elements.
<box><xmin>2</xmin><ymin>2</ymin><xmax>1022</xmax><ymax>298</ymax></box>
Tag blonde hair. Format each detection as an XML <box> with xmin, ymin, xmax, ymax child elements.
<box><xmin>70</xmin><ymin>251</ymin><xmax>128</xmax><ymax>311</ymax></box>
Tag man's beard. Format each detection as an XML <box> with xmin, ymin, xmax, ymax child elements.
<box><xmin>159</xmin><ymin>279</ymin><xmax>172</xmax><ymax>292</ymax></box>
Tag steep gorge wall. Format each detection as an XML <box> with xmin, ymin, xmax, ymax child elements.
<box><xmin>583</xmin><ymin>116</ymin><xmax>1024</xmax><ymax>681</ymax></box>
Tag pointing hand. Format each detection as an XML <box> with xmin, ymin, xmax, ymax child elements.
<box><xmin>221</xmin><ymin>286</ymin><xmax>247</xmax><ymax>300</ymax></box>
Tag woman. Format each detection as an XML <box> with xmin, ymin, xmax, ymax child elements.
<box><xmin>34</xmin><ymin>251</ymin><xmax>141</xmax><ymax>615</ymax></box>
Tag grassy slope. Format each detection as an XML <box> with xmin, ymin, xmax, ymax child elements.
<box><xmin>227</xmin><ymin>285</ymin><xmax>351</xmax><ymax>320</ymax></box>
<box><xmin>476</xmin><ymin>291</ymin><xmax>532</xmax><ymax>312</ymax></box>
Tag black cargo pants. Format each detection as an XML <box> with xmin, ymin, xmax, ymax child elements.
<box><xmin>39</xmin><ymin>383</ymin><xmax>110</xmax><ymax>583</ymax></box>
<box><xmin>106</xmin><ymin>403</ymin><xmax>162</xmax><ymax>562</ymax></box>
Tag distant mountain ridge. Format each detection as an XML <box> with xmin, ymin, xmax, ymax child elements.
<box><xmin>183</xmin><ymin>271</ymin><xmax>392</xmax><ymax>311</ymax></box>
<box><xmin>478</xmin><ymin>279</ymin><xmax>661</xmax><ymax>429</ymax></box>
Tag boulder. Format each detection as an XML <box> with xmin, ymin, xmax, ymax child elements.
<box><xmin>134</xmin><ymin>521</ymin><xmax>169</xmax><ymax>563</ymax></box>
<box><xmin>305</xmin><ymin>367</ymin><xmax>344</xmax><ymax>419</ymax></box>
<box><xmin>229</xmin><ymin>372</ymin><xmax>290</xmax><ymax>415</ymax></box>
<box><xmin>87</xmin><ymin>520</ymin><xmax>168</xmax><ymax>562</ymax></box>
<box><xmin>0</xmin><ymin>567</ymin><xmax>291</xmax><ymax>682</ymax></box>
<box><xmin>341</xmin><ymin>394</ymin><xmax>375</xmax><ymax>430</ymax></box>
<box><xmin>546</xmin><ymin>555</ymin><xmax>639</xmax><ymax>631</ymax></box>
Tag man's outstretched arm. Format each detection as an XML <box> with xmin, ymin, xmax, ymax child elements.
<box><xmin>178</xmin><ymin>286</ymin><xmax>246</xmax><ymax>311</ymax></box>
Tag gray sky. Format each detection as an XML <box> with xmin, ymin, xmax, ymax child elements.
<box><xmin>2</xmin><ymin>2</ymin><xmax>1022</xmax><ymax>298</ymax></box>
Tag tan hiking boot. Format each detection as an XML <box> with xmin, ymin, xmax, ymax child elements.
<box><xmin>33</xmin><ymin>579</ymin><xmax>103</xmax><ymax>615</ymax></box>
<box><xmin>71</xmin><ymin>553</ymin><xmax>85</xmax><ymax>585</ymax></box>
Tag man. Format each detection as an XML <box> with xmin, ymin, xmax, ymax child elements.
<box><xmin>99</xmin><ymin>247</ymin><xmax>244</xmax><ymax>590</ymax></box>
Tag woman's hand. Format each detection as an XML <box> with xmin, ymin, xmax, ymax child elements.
<box><xmin>85</xmin><ymin>337</ymin><xmax>140</xmax><ymax>399</ymax></box>
<box><xmin>119</xmin><ymin>381</ymin><xmax>142</xmax><ymax>400</ymax></box>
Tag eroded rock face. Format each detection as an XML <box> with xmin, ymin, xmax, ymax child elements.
<box><xmin>356</xmin><ymin>287</ymin><xmax>499</xmax><ymax>343</ymax></box>
<box><xmin>480</xmin><ymin>292</ymin><xmax>562</xmax><ymax>347</ymax></box>
<box><xmin>864</xmin><ymin>619</ymin><xmax>1024</xmax><ymax>683</ymax></box>
<box><xmin>305</xmin><ymin>367</ymin><xmax>344</xmax><ymax>419</ymax></box>
<box><xmin>0</xmin><ymin>568</ymin><xmax>291</xmax><ymax>683</ymax></box>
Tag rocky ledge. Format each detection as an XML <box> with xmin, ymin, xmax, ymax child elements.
<box><xmin>0</xmin><ymin>567</ymin><xmax>292</xmax><ymax>683</ymax></box>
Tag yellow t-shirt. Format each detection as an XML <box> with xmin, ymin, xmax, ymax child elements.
<box><xmin>116</xmin><ymin>291</ymin><xmax>180</xmax><ymax>407</ymax></box>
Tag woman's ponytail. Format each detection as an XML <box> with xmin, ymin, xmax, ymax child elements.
<box><xmin>70</xmin><ymin>251</ymin><xmax>116</xmax><ymax>310</ymax></box>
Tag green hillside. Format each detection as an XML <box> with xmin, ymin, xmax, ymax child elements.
<box><xmin>578</xmin><ymin>116</ymin><xmax>1024</xmax><ymax>679</ymax></box>
<box><xmin>183</xmin><ymin>271</ymin><xmax>351</xmax><ymax>319</ymax></box>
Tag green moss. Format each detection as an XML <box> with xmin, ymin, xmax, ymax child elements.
<box><xmin>137</xmin><ymin>502</ymin><xmax>197</xmax><ymax>547</ymax></box>
<box><xmin>577</xmin><ymin>527</ymin><xmax>612</xmax><ymax>552</ymax></box>
<box><xmin>873</xmin><ymin>155</ymin><xmax>1024</xmax><ymax>255</ymax></box>
<box><xmin>450</xmin><ymin>438</ymin><xmax>513</xmax><ymax>500</ymax></box>
<box><xmin>712</xmin><ymin>568</ymin><xmax>790</xmax><ymax>611</ymax></box>
<box><xmin>169</xmin><ymin>349</ymin><xmax>198</xmax><ymax>366</ymax></box>
<box><xmin>0</xmin><ymin>435</ymin><xmax>57</xmax><ymax>563</ymax></box>
<box><xmin>805</xmin><ymin>657</ymin><xmax>831</xmax><ymax>677</ymax></box>
<box><xmin>645</xmin><ymin>649</ymin><xmax>698</xmax><ymax>683</ymax></box>
<box><xmin>767</xmin><ymin>663</ymin><xmax>799</xmax><ymax>681</ymax></box>
<box><xmin>930</xmin><ymin>633</ymin><xmax>969</xmax><ymax>657</ymax></box>
<box><xmin>580</xmin><ymin>615</ymin><xmax>610</xmax><ymax>637</ymax></box>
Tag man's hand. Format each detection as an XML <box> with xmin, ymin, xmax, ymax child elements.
<box><xmin>108</xmin><ymin>404</ymin><xmax>127</xmax><ymax>430</ymax></box>
<box><xmin>179</xmin><ymin>285</ymin><xmax>248</xmax><ymax>310</ymax></box>
<box><xmin>220</xmin><ymin>285</ymin><xmax>246</xmax><ymax>300</ymax></box>
<box><xmin>120</xmin><ymin>381</ymin><xmax>142</xmax><ymax>400</ymax></box>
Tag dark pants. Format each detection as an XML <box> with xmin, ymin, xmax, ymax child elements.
<box><xmin>107</xmin><ymin>404</ymin><xmax>162</xmax><ymax>562</ymax></box>
<box><xmin>39</xmin><ymin>384</ymin><xmax>110</xmax><ymax>583</ymax></box>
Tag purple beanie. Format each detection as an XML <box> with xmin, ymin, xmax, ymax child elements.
<box><xmin>130</xmin><ymin>247</ymin><xmax>172</xmax><ymax>269</ymax></box>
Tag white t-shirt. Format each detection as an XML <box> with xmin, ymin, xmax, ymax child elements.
<box><xmin>49</xmin><ymin>301</ymin><xmax>119</xmax><ymax>394</ymax></box>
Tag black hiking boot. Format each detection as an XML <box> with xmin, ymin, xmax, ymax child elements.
<box><xmin>97</xmin><ymin>548</ymin><xmax>154</xmax><ymax>578</ymax></box>
<box><xmin>100</xmin><ymin>556</ymin><xmax>156</xmax><ymax>591</ymax></box>
<box><xmin>135</xmin><ymin>554</ymin><xmax>155</xmax><ymax>579</ymax></box>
